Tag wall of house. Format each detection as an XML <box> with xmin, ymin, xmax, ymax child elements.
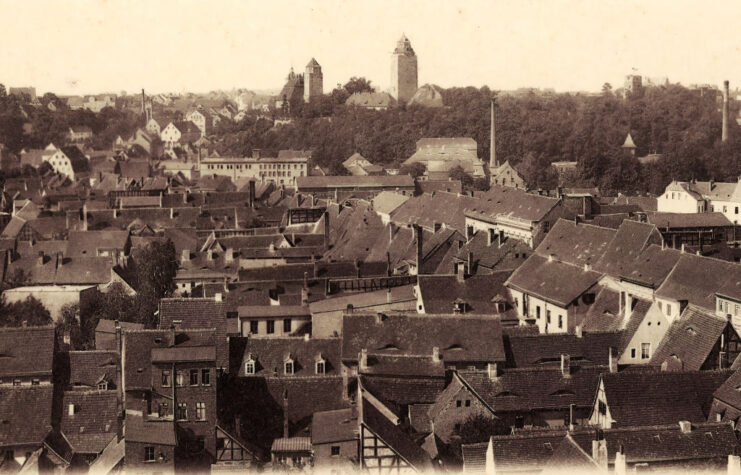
<box><xmin>200</xmin><ymin>159</ymin><xmax>307</xmax><ymax>187</ymax></box>
<box><xmin>618</xmin><ymin>303</ymin><xmax>669</xmax><ymax>364</ymax></box>
<box><xmin>430</xmin><ymin>379</ymin><xmax>493</xmax><ymax>443</ymax></box>
<box><xmin>717</xmin><ymin>296</ymin><xmax>741</xmax><ymax>329</ymax></box>
<box><xmin>588</xmin><ymin>379</ymin><xmax>614</xmax><ymax>428</ymax></box>
<box><xmin>1</xmin><ymin>285</ymin><xmax>95</xmax><ymax>321</ymax></box>
<box><xmin>710</xmin><ymin>199</ymin><xmax>741</xmax><ymax>224</ymax></box>
<box><xmin>313</xmin><ymin>440</ymin><xmax>358</xmax><ymax>468</ymax></box>
<box><xmin>360</xmin><ymin>425</ymin><xmax>414</xmax><ymax>473</ymax></box>
<box><xmin>239</xmin><ymin>315</ymin><xmax>311</xmax><ymax>337</ymax></box>
<box><xmin>125</xmin><ymin>440</ymin><xmax>175</xmax><ymax>474</ymax></box>
<box><xmin>238</xmin><ymin>257</ymin><xmax>289</xmax><ymax>268</ymax></box>
<box><xmin>657</xmin><ymin>190</ymin><xmax>703</xmax><ymax>213</ymax></box>
<box><xmin>508</xmin><ymin>289</ymin><xmax>569</xmax><ymax>334</ymax></box>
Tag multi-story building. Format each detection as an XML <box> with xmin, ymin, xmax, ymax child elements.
<box><xmin>199</xmin><ymin>149</ymin><xmax>309</xmax><ymax>187</ymax></box>
<box><xmin>43</xmin><ymin>145</ymin><xmax>90</xmax><ymax>181</ymax></box>
<box><xmin>657</xmin><ymin>179</ymin><xmax>741</xmax><ymax>224</ymax></box>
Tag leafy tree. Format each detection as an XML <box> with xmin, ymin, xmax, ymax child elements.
<box><xmin>449</xmin><ymin>165</ymin><xmax>474</xmax><ymax>189</ymax></box>
<box><xmin>456</xmin><ymin>414</ymin><xmax>511</xmax><ymax>444</ymax></box>
<box><xmin>399</xmin><ymin>162</ymin><xmax>426</xmax><ymax>178</ymax></box>
<box><xmin>0</xmin><ymin>295</ymin><xmax>52</xmax><ymax>327</ymax></box>
<box><xmin>57</xmin><ymin>303</ymin><xmax>83</xmax><ymax>349</ymax></box>
<box><xmin>343</xmin><ymin>77</ymin><xmax>375</xmax><ymax>95</ymax></box>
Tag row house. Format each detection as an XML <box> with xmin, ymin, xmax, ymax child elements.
<box><xmin>200</xmin><ymin>149</ymin><xmax>309</xmax><ymax>187</ymax></box>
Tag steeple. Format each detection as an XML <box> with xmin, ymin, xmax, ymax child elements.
<box><xmin>390</xmin><ymin>35</ymin><xmax>418</xmax><ymax>104</ymax></box>
<box><xmin>622</xmin><ymin>133</ymin><xmax>637</xmax><ymax>155</ymax></box>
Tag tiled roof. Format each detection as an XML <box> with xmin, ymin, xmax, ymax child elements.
<box><xmin>360</xmin><ymin>398</ymin><xmax>433</xmax><ymax>471</ymax></box>
<box><xmin>59</xmin><ymin>146</ymin><xmax>90</xmax><ymax>174</ymax></box>
<box><xmin>95</xmin><ymin>319</ymin><xmax>143</xmax><ymax>334</ymax></box>
<box><xmin>125</xmin><ymin>414</ymin><xmax>177</xmax><ymax>445</ymax></box>
<box><xmin>579</xmin><ymin>286</ymin><xmax>623</xmax><ymax>332</ymax></box>
<box><xmin>271</xmin><ymin>437</ymin><xmax>311</xmax><ymax>453</ymax></box>
<box><xmin>342</xmin><ymin>313</ymin><xmax>506</xmax><ymax>364</ymax></box>
<box><xmin>345</xmin><ymin>92</ymin><xmax>397</xmax><ymax>108</ymax></box>
<box><xmin>159</xmin><ymin>298</ymin><xmax>228</xmax><ymax>368</ymax></box>
<box><xmin>391</xmin><ymin>191</ymin><xmax>479</xmax><ymax>233</ymax></box>
<box><xmin>504</xmin><ymin>331</ymin><xmax>623</xmax><ymax>368</ymax></box>
<box><xmin>656</xmin><ymin>254</ymin><xmax>739</xmax><ymax>310</ymax></box>
<box><xmin>646</xmin><ymin>211</ymin><xmax>733</xmax><ymax>228</ymax></box>
<box><xmin>360</xmin><ymin>374</ymin><xmax>446</xmax><ymax>415</ymax></box>
<box><xmin>506</xmin><ymin>254</ymin><xmax>601</xmax><ymax>308</ymax></box>
<box><xmin>0</xmin><ymin>326</ymin><xmax>54</xmax><ymax>378</ymax></box>
<box><xmin>619</xmin><ymin>244</ymin><xmax>682</xmax><ymax>289</ymax></box>
<box><xmin>546</xmin><ymin>432</ymin><xmax>602</xmax><ymax>471</ymax></box>
<box><xmin>536</xmin><ymin>219</ymin><xmax>617</xmax><ymax>267</ymax></box>
<box><xmin>459</xmin><ymin>366</ymin><xmax>604</xmax><ymax>413</ymax></box>
<box><xmin>66</xmin><ymin>230</ymin><xmax>129</xmax><ymax>257</ymax></box>
<box><xmin>68</xmin><ymin>350</ymin><xmax>118</xmax><ymax>389</ymax></box>
<box><xmin>230</xmin><ymin>336</ymin><xmax>341</xmax><ymax>378</ymax></box>
<box><xmin>455</xmin><ymin>231</ymin><xmax>531</xmax><ymax>272</ymax></box>
<box><xmin>418</xmin><ymin>271</ymin><xmax>515</xmax><ymax>316</ymax></box>
<box><xmin>311</xmin><ymin>408</ymin><xmax>357</xmax><ymax>445</ymax></box>
<box><xmin>465</xmin><ymin>186</ymin><xmax>560</xmax><ymax>224</ymax></box>
<box><xmin>372</xmin><ymin>191</ymin><xmax>410</xmax><ymax>216</ymax></box>
<box><xmin>297</xmin><ymin>175</ymin><xmax>414</xmax><ymax>190</ymax></box>
<box><xmin>0</xmin><ymin>386</ymin><xmax>54</xmax><ymax>447</ymax></box>
<box><xmin>594</xmin><ymin>220</ymin><xmax>662</xmax><ymax>277</ymax></box>
<box><xmin>61</xmin><ymin>390</ymin><xmax>118</xmax><ymax>454</ymax></box>
<box><xmin>309</xmin><ymin>284</ymin><xmax>416</xmax><ymax>314</ymax></box>
<box><xmin>117</xmin><ymin>160</ymin><xmax>151</xmax><ymax>179</ymax></box>
<box><xmin>649</xmin><ymin>305</ymin><xmax>733</xmax><ymax>371</ymax></box>
<box><xmin>600</xmin><ymin>369</ymin><xmax>733</xmax><ymax>427</ymax></box>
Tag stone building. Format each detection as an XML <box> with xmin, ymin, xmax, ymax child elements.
<box><xmin>390</xmin><ymin>35</ymin><xmax>418</xmax><ymax>104</ymax></box>
<box><xmin>304</xmin><ymin>58</ymin><xmax>323</xmax><ymax>102</ymax></box>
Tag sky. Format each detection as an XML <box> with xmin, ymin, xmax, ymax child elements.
<box><xmin>1</xmin><ymin>0</ymin><xmax>740</xmax><ymax>96</ymax></box>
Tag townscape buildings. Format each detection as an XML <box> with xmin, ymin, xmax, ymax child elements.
<box><xmin>3</xmin><ymin>37</ymin><xmax>741</xmax><ymax>475</ymax></box>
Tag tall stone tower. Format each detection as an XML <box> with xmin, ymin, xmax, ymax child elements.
<box><xmin>390</xmin><ymin>35</ymin><xmax>418</xmax><ymax>104</ymax></box>
<box><xmin>304</xmin><ymin>58</ymin><xmax>323</xmax><ymax>102</ymax></box>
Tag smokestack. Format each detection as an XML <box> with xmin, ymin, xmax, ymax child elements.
<box><xmin>414</xmin><ymin>224</ymin><xmax>423</xmax><ymax>275</ymax></box>
<box><xmin>723</xmin><ymin>80</ymin><xmax>730</xmax><ymax>142</ymax></box>
<box><xmin>248</xmin><ymin>180</ymin><xmax>255</xmax><ymax>208</ymax></box>
<box><xmin>82</xmin><ymin>203</ymin><xmax>88</xmax><ymax>231</ymax></box>
<box><xmin>283</xmin><ymin>389</ymin><xmax>289</xmax><ymax>438</ymax></box>
<box><xmin>324</xmin><ymin>211</ymin><xmax>330</xmax><ymax>249</ymax></box>
<box><xmin>490</xmin><ymin>97</ymin><xmax>497</xmax><ymax>169</ymax></box>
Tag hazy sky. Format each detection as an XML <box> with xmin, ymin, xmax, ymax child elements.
<box><xmin>1</xmin><ymin>0</ymin><xmax>740</xmax><ymax>96</ymax></box>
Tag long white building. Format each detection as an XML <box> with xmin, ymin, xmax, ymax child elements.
<box><xmin>199</xmin><ymin>150</ymin><xmax>309</xmax><ymax>187</ymax></box>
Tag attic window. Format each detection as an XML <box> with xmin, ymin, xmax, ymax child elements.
<box><xmin>543</xmin><ymin>442</ymin><xmax>552</xmax><ymax>450</ymax></box>
<box><xmin>495</xmin><ymin>391</ymin><xmax>518</xmax><ymax>397</ymax></box>
<box><xmin>705</xmin><ymin>432</ymin><xmax>714</xmax><ymax>440</ymax></box>
<box><xmin>245</xmin><ymin>357</ymin><xmax>255</xmax><ymax>375</ymax></box>
<box><xmin>686</xmin><ymin>327</ymin><xmax>697</xmax><ymax>336</ymax></box>
<box><xmin>316</xmin><ymin>359</ymin><xmax>325</xmax><ymax>375</ymax></box>
<box><xmin>446</xmin><ymin>344</ymin><xmax>464</xmax><ymax>351</ymax></box>
<box><xmin>284</xmin><ymin>360</ymin><xmax>294</xmax><ymax>375</ymax></box>
<box><xmin>378</xmin><ymin>343</ymin><xmax>399</xmax><ymax>351</ymax></box>
<box><xmin>154</xmin><ymin>338</ymin><xmax>162</xmax><ymax>344</ymax></box>
<box><xmin>551</xmin><ymin>389</ymin><xmax>576</xmax><ymax>396</ymax></box>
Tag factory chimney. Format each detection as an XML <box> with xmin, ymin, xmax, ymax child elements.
<box><xmin>723</xmin><ymin>80</ymin><xmax>730</xmax><ymax>142</ymax></box>
<box><xmin>490</xmin><ymin>97</ymin><xmax>498</xmax><ymax>170</ymax></box>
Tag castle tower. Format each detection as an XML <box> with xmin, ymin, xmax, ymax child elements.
<box><xmin>390</xmin><ymin>34</ymin><xmax>418</xmax><ymax>104</ymax></box>
<box><xmin>304</xmin><ymin>58</ymin><xmax>323</xmax><ymax>102</ymax></box>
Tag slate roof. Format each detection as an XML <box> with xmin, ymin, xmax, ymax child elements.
<box><xmin>504</xmin><ymin>331</ymin><xmax>623</xmax><ymax>368</ymax></box>
<box><xmin>59</xmin><ymin>146</ymin><xmax>90</xmax><ymax>174</ymax></box>
<box><xmin>506</xmin><ymin>254</ymin><xmax>601</xmax><ymax>308</ymax></box>
<box><xmin>125</xmin><ymin>414</ymin><xmax>177</xmax><ymax>445</ymax></box>
<box><xmin>360</xmin><ymin>398</ymin><xmax>433</xmax><ymax>471</ymax></box>
<box><xmin>342</xmin><ymin>313</ymin><xmax>506</xmax><ymax>364</ymax></box>
<box><xmin>599</xmin><ymin>369</ymin><xmax>733</xmax><ymax>427</ymax></box>
<box><xmin>646</xmin><ymin>212</ymin><xmax>733</xmax><ymax>228</ymax></box>
<box><xmin>417</xmin><ymin>271</ymin><xmax>516</xmax><ymax>316</ymax></box>
<box><xmin>66</xmin><ymin>230</ymin><xmax>129</xmax><ymax>257</ymax></box>
<box><xmin>458</xmin><ymin>366</ymin><xmax>604</xmax><ymax>413</ymax></box>
<box><xmin>649</xmin><ymin>305</ymin><xmax>733</xmax><ymax>371</ymax></box>
<box><xmin>61</xmin><ymin>390</ymin><xmax>118</xmax><ymax>454</ymax></box>
<box><xmin>159</xmin><ymin>298</ymin><xmax>228</xmax><ymax>368</ymax></box>
<box><xmin>656</xmin><ymin>254</ymin><xmax>739</xmax><ymax>310</ymax></box>
<box><xmin>0</xmin><ymin>386</ymin><xmax>54</xmax><ymax>448</ymax></box>
<box><xmin>594</xmin><ymin>220</ymin><xmax>662</xmax><ymax>277</ymax></box>
<box><xmin>230</xmin><ymin>336</ymin><xmax>341</xmax><ymax>378</ymax></box>
<box><xmin>0</xmin><ymin>326</ymin><xmax>55</xmax><ymax>378</ymax></box>
<box><xmin>68</xmin><ymin>350</ymin><xmax>119</xmax><ymax>389</ymax></box>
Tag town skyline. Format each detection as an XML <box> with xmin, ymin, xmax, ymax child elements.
<box><xmin>3</xmin><ymin>0</ymin><xmax>741</xmax><ymax>96</ymax></box>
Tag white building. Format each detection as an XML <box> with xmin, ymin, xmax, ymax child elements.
<box><xmin>199</xmin><ymin>150</ymin><xmax>309</xmax><ymax>187</ymax></box>
<box><xmin>657</xmin><ymin>179</ymin><xmax>741</xmax><ymax>223</ymax></box>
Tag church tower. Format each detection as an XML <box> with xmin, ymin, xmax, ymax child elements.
<box><xmin>390</xmin><ymin>35</ymin><xmax>418</xmax><ymax>104</ymax></box>
<box><xmin>304</xmin><ymin>58</ymin><xmax>323</xmax><ymax>102</ymax></box>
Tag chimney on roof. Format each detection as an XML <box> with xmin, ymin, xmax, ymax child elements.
<box><xmin>456</xmin><ymin>261</ymin><xmax>466</xmax><ymax>283</ymax></box>
<box><xmin>283</xmin><ymin>389</ymin><xmax>289</xmax><ymax>438</ymax></box>
<box><xmin>575</xmin><ymin>325</ymin><xmax>583</xmax><ymax>338</ymax></box>
<box><xmin>561</xmin><ymin>354</ymin><xmax>571</xmax><ymax>377</ymax></box>
<box><xmin>487</xmin><ymin>362</ymin><xmax>499</xmax><ymax>380</ymax></box>
<box><xmin>359</xmin><ymin>349</ymin><xmax>368</xmax><ymax>371</ymax></box>
<box><xmin>723</xmin><ymin>80</ymin><xmax>730</xmax><ymax>142</ymax></box>
<box><xmin>234</xmin><ymin>416</ymin><xmax>242</xmax><ymax>440</ymax></box>
<box><xmin>142</xmin><ymin>398</ymin><xmax>149</xmax><ymax>417</ymax></box>
<box><xmin>225</xmin><ymin>247</ymin><xmax>234</xmax><ymax>263</ymax></box>
<box><xmin>609</xmin><ymin>347</ymin><xmax>618</xmax><ymax>373</ymax></box>
<box><xmin>615</xmin><ymin>446</ymin><xmax>627</xmax><ymax>475</ymax></box>
<box><xmin>487</xmin><ymin>228</ymin><xmax>495</xmax><ymax>247</ymax></box>
<box><xmin>584</xmin><ymin>262</ymin><xmax>592</xmax><ymax>272</ymax></box>
<box><xmin>681</xmin><ymin>243</ymin><xmax>686</xmax><ymax>253</ymax></box>
<box><xmin>301</xmin><ymin>287</ymin><xmax>309</xmax><ymax>306</ymax></box>
<box><xmin>679</xmin><ymin>420</ymin><xmax>692</xmax><ymax>434</ymax></box>
<box><xmin>56</xmin><ymin>251</ymin><xmax>64</xmax><ymax>268</ymax></box>
<box><xmin>467</xmin><ymin>251</ymin><xmax>474</xmax><ymax>276</ymax></box>
<box><xmin>214</xmin><ymin>293</ymin><xmax>222</xmax><ymax>302</ymax></box>
<box><xmin>490</xmin><ymin>97</ymin><xmax>498</xmax><ymax>170</ymax></box>
<box><xmin>37</xmin><ymin>251</ymin><xmax>45</xmax><ymax>266</ymax></box>
<box><xmin>68</xmin><ymin>403</ymin><xmax>75</xmax><ymax>416</ymax></box>
<box><xmin>82</xmin><ymin>203</ymin><xmax>88</xmax><ymax>231</ymax></box>
<box><xmin>728</xmin><ymin>454</ymin><xmax>741</xmax><ymax>475</ymax></box>
<box><xmin>181</xmin><ymin>249</ymin><xmax>190</xmax><ymax>263</ymax></box>
<box><xmin>548</xmin><ymin>253</ymin><xmax>555</xmax><ymax>263</ymax></box>
<box><xmin>414</xmin><ymin>224</ymin><xmax>423</xmax><ymax>276</ymax></box>
<box><xmin>169</xmin><ymin>324</ymin><xmax>176</xmax><ymax>347</ymax></box>
<box><xmin>592</xmin><ymin>439</ymin><xmax>608</xmax><ymax>468</ymax></box>
<box><xmin>431</xmin><ymin>346</ymin><xmax>442</xmax><ymax>363</ymax></box>
<box><xmin>252</xmin><ymin>149</ymin><xmax>261</xmax><ymax>159</ymax></box>
<box><xmin>207</xmin><ymin>249</ymin><xmax>214</xmax><ymax>261</ymax></box>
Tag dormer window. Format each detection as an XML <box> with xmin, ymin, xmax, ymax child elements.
<box><xmin>98</xmin><ymin>381</ymin><xmax>108</xmax><ymax>391</ymax></box>
<box><xmin>284</xmin><ymin>356</ymin><xmax>294</xmax><ymax>375</ymax></box>
<box><xmin>245</xmin><ymin>355</ymin><xmax>256</xmax><ymax>375</ymax></box>
<box><xmin>316</xmin><ymin>357</ymin><xmax>326</xmax><ymax>375</ymax></box>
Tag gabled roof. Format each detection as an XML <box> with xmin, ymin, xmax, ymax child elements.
<box><xmin>649</xmin><ymin>305</ymin><xmax>734</xmax><ymax>371</ymax></box>
<box><xmin>342</xmin><ymin>313</ymin><xmax>505</xmax><ymax>364</ymax></box>
<box><xmin>594</xmin><ymin>220</ymin><xmax>662</xmax><ymax>277</ymax></box>
<box><xmin>230</xmin><ymin>336</ymin><xmax>341</xmax><ymax>378</ymax></box>
<box><xmin>61</xmin><ymin>391</ymin><xmax>118</xmax><ymax>454</ymax></box>
<box><xmin>345</xmin><ymin>92</ymin><xmax>397</xmax><ymax>108</ymax></box>
<box><xmin>391</xmin><ymin>191</ymin><xmax>479</xmax><ymax>233</ymax></box>
<box><xmin>59</xmin><ymin>146</ymin><xmax>90</xmax><ymax>174</ymax></box>
<box><xmin>656</xmin><ymin>254</ymin><xmax>739</xmax><ymax>310</ymax></box>
<box><xmin>360</xmin><ymin>398</ymin><xmax>433</xmax><ymax>471</ymax></box>
<box><xmin>622</xmin><ymin>133</ymin><xmax>636</xmax><ymax>149</ymax></box>
<box><xmin>296</xmin><ymin>175</ymin><xmax>413</xmax><ymax>189</ymax></box>
<box><xmin>0</xmin><ymin>326</ymin><xmax>55</xmax><ymax>378</ymax></box>
<box><xmin>67</xmin><ymin>350</ymin><xmax>118</xmax><ymax>388</ymax></box>
<box><xmin>536</xmin><ymin>219</ymin><xmax>617</xmax><ymax>267</ymax></box>
<box><xmin>417</xmin><ymin>271</ymin><xmax>517</xmax><ymax>316</ymax></box>
<box><xmin>599</xmin><ymin>369</ymin><xmax>733</xmax><ymax>427</ymax></box>
<box><xmin>0</xmin><ymin>386</ymin><xmax>54</xmax><ymax>448</ymax></box>
<box><xmin>125</xmin><ymin>414</ymin><xmax>177</xmax><ymax>446</ymax></box>
<box><xmin>372</xmin><ymin>191</ymin><xmax>410</xmax><ymax>216</ymax></box>
<box><xmin>646</xmin><ymin>211</ymin><xmax>733</xmax><ymax>228</ymax></box>
<box><xmin>66</xmin><ymin>230</ymin><xmax>129</xmax><ymax>257</ymax></box>
<box><xmin>465</xmin><ymin>186</ymin><xmax>560</xmax><ymax>224</ymax></box>
<box><xmin>505</xmin><ymin>331</ymin><xmax>623</xmax><ymax>368</ymax></box>
<box><xmin>311</xmin><ymin>408</ymin><xmax>357</xmax><ymax>445</ymax></box>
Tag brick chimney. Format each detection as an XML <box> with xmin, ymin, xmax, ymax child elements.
<box><xmin>282</xmin><ymin>389</ymin><xmax>289</xmax><ymax>438</ymax></box>
<box><xmin>359</xmin><ymin>349</ymin><xmax>368</xmax><ymax>371</ymax></box>
<box><xmin>248</xmin><ymin>180</ymin><xmax>255</xmax><ymax>208</ymax></box>
<box><xmin>413</xmin><ymin>224</ymin><xmax>423</xmax><ymax>275</ymax></box>
<box><xmin>487</xmin><ymin>362</ymin><xmax>499</xmax><ymax>380</ymax></box>
<box><xmin>431</xmin><ymin>346</ymin><xmax>441</xmax><ymax>363</ymax></box>
<box><xmin>37</xmin><ymin>251</ymin><xmax>45</xmax><ymax>266</ymax></box>
<box><xmin>456</xmin><ymin>262</ymin><xmax>466</xmax><ymax>283</ymax></box>
<box><xmin>561</xmin><ymin>354</ymin><xmax>571</xmax><ymax>377</ymax></box>
<box><xmin>609</xmin><ymin>347</ymin><xmax>618</xmax><ymax>373</ymax></box>
<box><xmin>614</xmin><ymin>445</ymin><xmax>627</xmax><ymax>475</ymax></box>
<box><xmin>181</xmin><ymin>249</ymin><xmax>190</xmax><ymax>264</ymax></box>
<box><xmin>487</xmin><ymin>229</ymin><xmax>495</xmax><ymax>247</ymax></box>
<box><xmin>82</xmin><ymin>203</ymin><xmax>88</xmax><ymax>231</ymax></box>
<box><xmin>591</xmin><ymin>439</ymin><xmax>607</xmax><ymax>468</ymax></box>
<box><xmin>679</xmin><ymin>420</ymin><xmax>692</xmax><ymax>434</ymax></box>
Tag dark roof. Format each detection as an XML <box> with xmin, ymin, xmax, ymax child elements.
<box><xmin>0</xmin><ymin>326</ymin><xmax>55</xmax><ymax>378</ymax></box>
<box><xmin>231</xmin><ymin>336</ymin><xmax>341</xmax><ymax>378</ymax></box>
<box><xmin>656</xmin><ymin>254</ymin><xmax>739</xmax><ymax>310</ymax></box>
<box><xmin>458</xmin><ymin>366</ymin><xmax>604</xmax><ymax>413</ymax></box>
<box><xmin>649</xmin><ymin>305</ymin><xmax>734</xmax><ymax>371</ymax></box>
<box><xmin>600</xmin><ymin>369</ymin><xmax>733</xmax><ymax>427</ymax></box>
<box><xmin>117</xmin><ymin>160</ymin><xmax>151</xmax><ymax>179</ymax></box>
<box><xmin>360</xmin><ymin>398</ymin><xmax>433</xmax><ymax>471</ymax></box>
<box><xmin>159</xmin><ymin>298</ymin><xmax>228</xmax><ymax>368</ymax></box>
<box><xmin>60</xmin><ymin>146</ymin><xmax>90</xmax><ymax>174</ymax></box>
<box><xmin>594</xmin><ymin>220</ymin><xmax>662</xmax><ymax>277</ymax></box>
<box><xmin>61</xmin><ymin>391</ymin><xmax>118</xmax><ymax>454</ymax></box>
<box><xmin>125</xmin><ymin>414</ymin><xmax>177</xmax><ymax>445</ymax></box>
<box><xmin>619</xmin><ymin>244</ymin><xmax>682</xmax><ymax>289</ymax></box>
<box><xmin>391</xmin><ymin>191</ymin><xmax>480</xmax><ymax>233</ymax></box>
<box><xmin>66</xmin><ymin>230</ymin><xmax>129</xmax><ymax>257</ymax></box>
<box><xmin>311</xmin><ymin>408</ymin><xmax>357</xmax><ymax>445</ymax></box>
<box><xmin>465</xmin><ymin>186</ymin><xmax>560</xmax><ymax>223</ymax></box>
<box><xmin>68</xmin><ymin>350</ymin><xmax>118</xmax><ymax>388</ymax></box>
<box><xmin>506</xmin><ymin>254</ymin><xmax>601</xmax><ymax>308</ymax></box>
<box><xmin>296</xmin><ymin>175</ymin><xmax>414</xmax><ymax>190</ymax></box>
<box><xmin>417</xmin><ymin>272</ymin><xmax>517</xmax><ymax>317</ymax></box>
<box><xmin>151</xmin><ymin>345</ymin><xmax>216</xmax><ymax>363</ymax></box>
<box><xmin>455</xmin><ymin>231</ymin><xmax>531</xmax><ymax>271</ymax></box>
<box><xmin>95</xmin><ymin>319</ymin><xmax>143</xmax><ymax>334</ymax></box>
<box><xmin>647</xmin><ymin>211</ymin><xmax>733</xmax><ymax>228</ymax></box>
<box><xmin>536</xmin><ymin>219</ymin><xmax>617</xmax><ymax>267</ymax></box>
<box><xmin>0</xmin><ymin>386</ymin><xmax>54</xmax><ymax>447</ymax></box>
<box><xmin>547</xmin><ymin>432</ymin><xmax>602</xmax><ymax>471</ymax></box>
<box><xmin>505</xmin><ymin>331</ymin><xmax>623</xmax><ymax>368</ymax></box>
<box><xmin>360</xmin><ymin>374</ymin><xmax>447</xmax><ymax>415</ymax></box>
<box><xmin>342</xmin><ymin>313</ymin><xmax>506</xmax><ymax>364</ymax></box>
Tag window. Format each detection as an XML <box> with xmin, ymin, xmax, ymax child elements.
<box><xmin>176</xmin><ymin>403</ymin><xmax>187</xmax><ymax>421</ymax></box>
<box><xmin>162</xmin><ymin>370</ymin><xmax>171</xmax><ymax>387</ymax></box>
<box><xmin>598</xmin><ymin>400</ymin><xmax>607</xmax><ymax>415</ymax></box>
<box><xmin>158</xmin><ymin>402</ymin><xmax>168</xmax><ymax>418</ymax></box>
<box><xmin>267</xmin><ymin>320</ymin><xmax>275</xmax><ymax>334</ymax></box>
<box><xmin>285</xmin><ymin>361</ymin><xmax>294</xmax><ymax>375</ymax></box>
<box><xmin>331</xmin><ymin>445</ymin><xmax>340</xmax><ymax>456</ymax></box>
<box><xmin>196</xmin><ymin>402</ymin><xmax>206</xmax><ymax>421</ymax></box>
<box><xmin>250</xmin><ymin>320</ymin><xmax>258</xmax><ymax>334</ymax></box>
<box><xmin>176</xmin><ymin>371</ymin><xmax>185</xmax><ymax>387</ymax></box>
<box><xmin>641</xmin><ymin>343</ymin><xmax>650</xmax><ymax>360</ymax></box>
<box><xmin>245</xmin><ymin>361</ymin><xmax>255</xmax><ymax>375</ymax></box>
<box><xmin>558</xmin><ymin>315</ymin><xmax>563</xmax><ymax>329</ymax></box>
<box><xmin>145</xmin><ymin>446</ymin><xmax>155</xmax><ymax>462</ymax></box>
<box><xmin>736</xmin><ymin>207</ymin><xmax>739</xmax><ymax>215</ymax></box>
<box><xmin>32</xmin><ymin>379</ymin><xmax>40</xmax><ymax>386</ymax></box>
<box><xmin>465</xmin><ymin>400</ymin><xmax>471</xmax><ymax>407</ymax></box>
<box><xmin>201</xmin><ymin>369</ymin><xmax>210</xmax><ymax>386</ymax></box>
<box><xmin>316</xmin><ymin>361</ymin><xmax>325</xmax><ymax>375</ymax></box>
<box><xmin>631</xmin><ymin>348</ymin><xmax>636</xmax><ymax>358</ymax></box>
<box><xmin>536</xmin><ymin>306</ymin><xmax>541</xmax><ymax>320</ymax></box>
<box><xmin>666</xmin><ymin>304</ymin><xmax>672</xmax><ymax>316</ymax></box>
<box><xmin>283</xmin><ymin>318</ymin><xmax>291</xmax><ymax>333</ymax></box>
<box><xmin>12</xmin><ymin>379</ymin><xmax>20</xmax><ymax>386</ymax></box>
<box><xmin>190</xmin><ymin>369</ymin><xmax>198</xmax><ymax>386</ymax></box>
<box><xmin>456</xmin><ymin>400</ymin><xmax>462</xmax><ymax>407</ymax></box>
<box><xmin>546</xmin><ymin>309</ymin><xmax>551</xmax><ymax>323</ymax></box>
<box><xmin>98</xmin><ymin>381</ymin><xmax>108</xmax><ymax>390</ymax></box>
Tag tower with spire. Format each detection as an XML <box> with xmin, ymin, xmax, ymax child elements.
<box><xmin>304</xmin><ymin>58</ymin><xmax>323</xmax><ymax>102</ymax></box>
<box><xmin>390</xmin><ymin>34</ymin><xmax>418</xmax><ymax>104</ymax></box>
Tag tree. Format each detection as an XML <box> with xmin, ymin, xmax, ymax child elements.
<box><xmin>123</xmin><ymin>240</ymin><xmax>178</xmax><ymax>327</ymax></box>
<box><xmin>449</xmin><ymin>165</ymin><xmax>474</xmax><ymax>190</ymax></box>
<box><xmin>343</xmin><ymin>77</ymin><xmax>375</xmax><ymax>96</ymax></box>
<box><xmin>0</xmin><ymin>295</ymin><xmax>52</xmax><ymax>327</ymax></box>
<box><xmin>399</xmin><ymin>162</ymin><xmax>426</xmax><ymax>178</ymax></box>
<box><xmin>456</xmin><ymin>414</ymin><xmax>511</xmax><ymax>444</ymax></box>
<box><xmin>57</xmin><ymin>303</ymin><xmax>83</xmax><ymax>349</ymax></box>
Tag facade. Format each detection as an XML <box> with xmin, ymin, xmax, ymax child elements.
<box><xmin>186</xmin><ymin>108</ymin><xmax>213</xmax><ymax>137</ymax></box>
<box><xmin>490</xmin><ymin>161</ymin><xmax>526</xmax><ymax>189</ymax></box>
<box><xmin>657</xmin><ymin>179</ymin><xmax>741</xmax><ymax>224</ymax></box>
<box><xmin>304</xmin><ymin>58</ymin><xmax>323</xmax><ymax>102</ymax></box>
<box><xmin>67</xmin><ymin>126</ymin><xmax>93</xmax><ymax>144</ymax></box>
<box><xmin>238</xmin><ymin>305</ymin><xmax>311</xmax><ymax>337</ymax></box>
<box><xmin>43</xmin><ymin>145</ymin><xmax>91</xmax><ymax>181</ymax></box>
<box><xmin>390</xmin><ymin>35</ymin><xmax>418</xmax><ymax>104</ymax></box>
<box><xmin>200</xmin><ymin>150</ymin><xmax>308</xmax><ymax>187</ymax></box>
<box><xmin>160</xmin><ymin>121</ymin><xmax>202</xmax><ymax>150</ymax></box>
